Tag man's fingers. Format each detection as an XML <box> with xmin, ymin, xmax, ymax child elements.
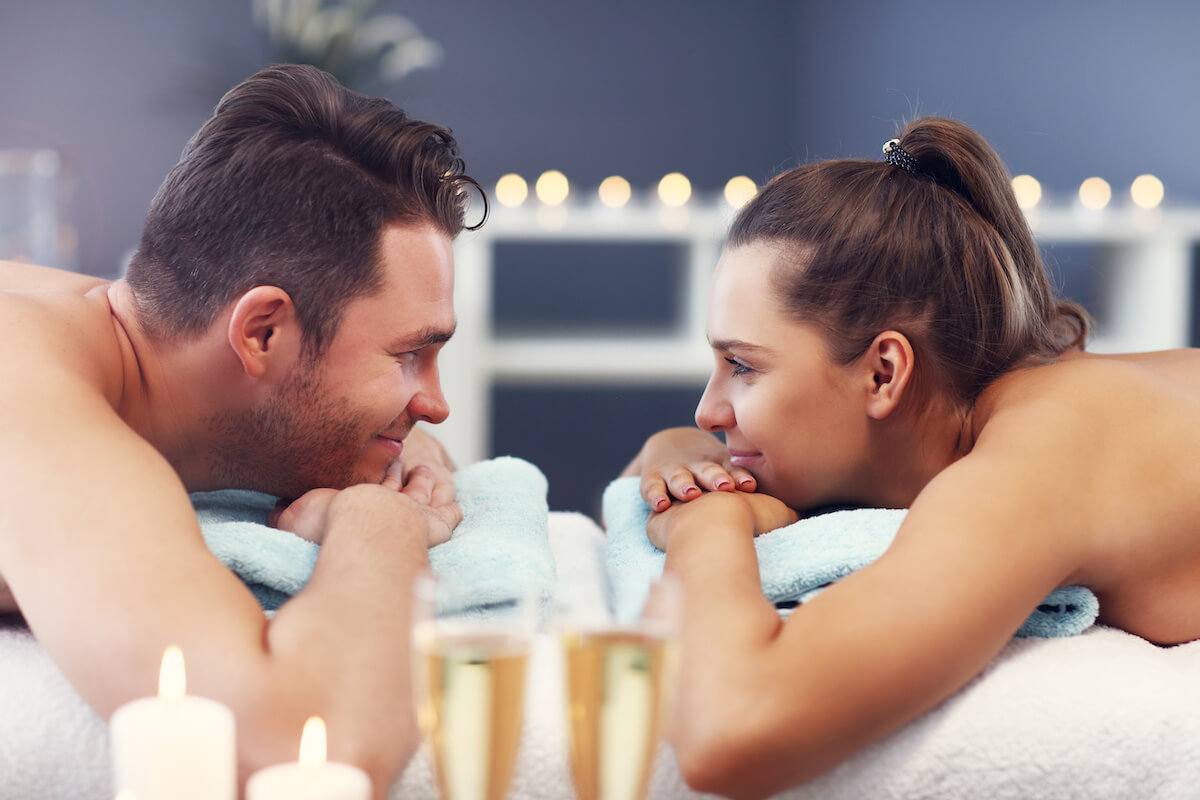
<box><xmin>438</xmin><ymin>501</ymin><xmax>463</xmax><ymax>530</ymax></box>
<box><xmin>401</xmin><ymin>464</ymin><xmax>435</xmax><ymax>504</ymax></box>
<box><xmin>268</xmin><ymin>498</ymin><xmax>289</xmax><ymax>528</ymax></box>
<box><xmin>429</xmin><ymin>474</ymin><xmax>457</xmax><ymax>508</ymax></box>
<box><xmin>382</xmin><ymin>459</ymin><xmax>405</xmax><ymax>491</ymax></box>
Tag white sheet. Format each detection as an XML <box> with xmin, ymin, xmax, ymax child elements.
<box><xmin>2</xmin><ymin>511</ymin><xmax>1199</xmax><ymax>799</ymax></box>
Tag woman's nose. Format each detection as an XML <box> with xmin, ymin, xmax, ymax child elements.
<box><xmin>694</xmin><ymin>378</ymin><xmax>732</xmax><ymax>432</ymax></box>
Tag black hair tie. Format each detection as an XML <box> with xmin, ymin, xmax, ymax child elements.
<box><xmin>883</xmin><ymin>139</ymin><xmax>928</xmax><ymax>179</ymax></box>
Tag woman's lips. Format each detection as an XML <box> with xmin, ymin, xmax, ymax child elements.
<box><xmin>728</xmin><ymin>451</ymin><xmax>762</xmax><ymax>469</ymax></box>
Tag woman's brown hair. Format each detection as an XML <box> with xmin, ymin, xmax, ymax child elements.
<box><xmin>728</xmin><ymin>116</ymin><xmax>1089</xmax><ymax>406</ymax></box>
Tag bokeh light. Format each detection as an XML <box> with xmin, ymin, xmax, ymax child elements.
<box><xmin>1130</xmin><ymin>174</ymin><xmax>1164</xmax><ymax>210</ymax></box>
<box><xmin>494</xmin><ymin>174</ymin><xmax>528</xmax><ymax>207</ymax></box>
<box><xmin>657</xmin><ymin>172</ymin><xmax>692</xmax><ymax>207</ymax></box>
<box><xmin>1078</xmin><ymin>177</ymin><xmax>1112</xmax><ymax>211</ymax></box>
<box><xmin>597</xmin><ymin>175</ymin><xmax>632</xmax><ymax>208</ymax></box>
<box><xmin>1011</xmin><ymin>174</ymin><xmax>1042</xmax><ymax>210</ymax></box>
<box><xmin>535</xmin><ymin>170</ymin><xmax>570</xmax><ymax>205</ymax></box>
<box><xmin>723</xmin><ymin>176</ymin><xmax>757</xmax><ymax>208</ymax></box>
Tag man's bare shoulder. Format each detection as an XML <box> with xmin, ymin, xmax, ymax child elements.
<box><xmin>1</xmin><ymin>269</ymin><xmax>125</xmax><ymax>402</ymax></box>
<box><xmin>0</xmin><ymin>260</ymin><xmax>110</xmax><ymax>294</ymax></box>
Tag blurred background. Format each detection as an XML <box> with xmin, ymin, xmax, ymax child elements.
<box><xmin>3</xmin><ymin>0</ymin><xmax>1198</xmax><ymax>515</ymax></box>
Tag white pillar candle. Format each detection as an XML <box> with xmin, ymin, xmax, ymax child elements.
<box><xmin>247</xmin><ymin>716</ymin><xmax>372</xmax><ymax>800</ymax></box>
<box><xmin>109</xmin><ymin>646</ymin><xmax>236</xmax><ymax>800</ymax></box>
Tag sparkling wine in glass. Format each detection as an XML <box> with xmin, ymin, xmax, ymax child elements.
<box><xmin>412</xmin><ymin>575</ymin><xmax>536</xmax><ymax>800</ymax></box>
<box><xmin>561</xmin><ymin>575</ymin><xmax>681</xmax><ymax>800</ymax></box>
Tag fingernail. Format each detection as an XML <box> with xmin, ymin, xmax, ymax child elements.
<box><xmin>715</xmin><ymin>479</ymin><xmax>731</xmax><ymax>490</ymax></box>
<box><xmin>654</xmin><ymin>496</ymin><xmax>669</xmax><ymax>511</ymax></box>
<box><xmin>738</xmin><ymin>478</ymin><xmax>754</xmax><ymax>488</ymax></box>
<box><xmin>684</xmin><ymin>485</ymin><xmax>700</xmax><ymax>498</ymax></box>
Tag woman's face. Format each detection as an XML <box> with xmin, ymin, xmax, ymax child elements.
<box><xmin>695</xmin><ymin>242</ymin><xmax>871</xmax><ymax>510</ymax></box>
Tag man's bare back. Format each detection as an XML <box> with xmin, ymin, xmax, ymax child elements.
<box><xmin>0</xmin><ymin>262</ymin><xmax>116</xmax><ymax>614</ymax></box>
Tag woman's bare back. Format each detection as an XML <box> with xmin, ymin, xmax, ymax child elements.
<box><xmin>977</xmin><ymin>349</ymin><xmax>1200</xmax><ymax>644</ymax></box>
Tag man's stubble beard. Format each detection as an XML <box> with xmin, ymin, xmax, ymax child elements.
<box><xmin>205</xmin><ymin>363</ymin><xmax>379</xmax><ymax>499</ymax></box>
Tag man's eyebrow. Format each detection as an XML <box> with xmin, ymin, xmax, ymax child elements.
<box><xmin>708</xmin><ymin>338</ymin><xmax>774</xmax><ymax>356</ymax></box>
<box><xmin>392</xmin><ymin>325</ymin><xmax>456</xmax><ymax>351</ymax></box>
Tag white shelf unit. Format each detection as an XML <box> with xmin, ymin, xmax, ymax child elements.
<box><xmin>437</xmin><ymin>204</ymin><xmax>1199</xmax><ymax>466</ymax></box>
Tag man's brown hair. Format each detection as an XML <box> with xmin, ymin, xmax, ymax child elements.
<box><xmin>126</xmin><ymin>64</ymin><xmax>484</xmax><ymax>356</ymax></box>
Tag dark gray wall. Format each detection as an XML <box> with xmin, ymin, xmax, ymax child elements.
<box><xmin>6</xmin><ymin>0</ymin><xmax>1198</xmax><ymax>274</ymax></box>
<box><xmin>0</xmin><ymin>0</ymin><xmax>797</xmax><ymax>276</ymax></box>
<box><xmin>791</xmin><ymin>0</ymin><xmax>1200</xmax><ymax>204</ymax></box>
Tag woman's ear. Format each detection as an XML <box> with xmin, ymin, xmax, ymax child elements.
<box><xmin>226</xmin><ymin>286</ymin><xmax>302</xmax><ymax>379</ymax></box>
<box><xmin>863</xmin><ymin>330</ymin><xmax>915</xmax><ymax>420</ymax></box>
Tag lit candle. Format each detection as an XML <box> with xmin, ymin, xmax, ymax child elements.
<box><xmin>109</xmin><ymin>646</ymin><xmax>236</xmax><ymax>800</ymax></box>
<box><xmin>247</xmin><ymin>716</ymin><xmax>372</xmax><ymax>800</ymax></box>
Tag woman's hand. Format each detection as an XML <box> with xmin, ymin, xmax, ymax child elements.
<box><xmin>646</xmin><ymin>490</ymin><xmax>799</xmax><ymax>550</ymax></box>
<box><xmin>624</xmin><ymin>427</ymin><xmax>758</xmax><ymax>512</ymax></box>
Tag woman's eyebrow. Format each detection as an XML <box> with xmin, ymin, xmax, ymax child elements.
<box><xmin>709</xmin><ymin>338</ymin><xmax>774</xmax><ymax>356</ymax></box>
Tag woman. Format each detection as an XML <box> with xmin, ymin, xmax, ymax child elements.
<box><xmin>622</xmin><ymin>117</ymin><xmax>1200</xmax><ymax>799</ymax></box>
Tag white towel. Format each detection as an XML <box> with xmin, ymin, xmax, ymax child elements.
<box><xmin>3</xmin><ymin>513</ymin><xmax>1199</xmax><ymax>799</ymax></box>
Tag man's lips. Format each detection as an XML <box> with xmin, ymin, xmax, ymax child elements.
<box><xmin>374</xmin><ymin>435</ymin><xmax>405</xmax><ymax>457</ymax></box>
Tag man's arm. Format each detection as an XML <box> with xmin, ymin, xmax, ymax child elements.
<box><xmin>0</xmin><ymin>367</ymin><xmax>430</xmax><ymax>795</ymax></box>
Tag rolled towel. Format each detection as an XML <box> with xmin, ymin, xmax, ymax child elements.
<box><xmin>193</xmin><ymin>456</ymin><xmax>556</xmax><ymax>617</ymax></box>
<box><xmin>602</xmin><ymin>477</ymin><xmax>1097</xmax><ymax>638</ymax></box>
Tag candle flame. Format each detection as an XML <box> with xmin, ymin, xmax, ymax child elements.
<box><xmin>157</xmin><ymin>645</ymin><xmax>186</xmax><ymax>702</ymax></box>
<box><xmin>299</xmin><ymin>716</ymin><xmax>327</xmax><ymax>767</ymax></box>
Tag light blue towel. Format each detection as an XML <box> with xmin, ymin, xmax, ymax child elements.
<box><xmin>602</xmin><ymin>477</ymin><xmax>1098</xmax><ymax>638</ymax></box>
<box><xmin>193</xmin><ymin>456</ymin><xmax>556</xmax><ymax>617</ymax></box>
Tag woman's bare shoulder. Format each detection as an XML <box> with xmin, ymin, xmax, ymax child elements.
<box><xmin>980</xmin><ymin>351</ymin><xmax>1200</xmax><ymax>440</ymax></box>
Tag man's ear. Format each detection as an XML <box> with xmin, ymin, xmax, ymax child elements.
<box><xmin>226</xmin><ymin>286</ymin><xmax>302</xmax><ymax>379</ymax></box>
<box><xmin>863</xmin><ymin>330</ymin><xmax>916</xmax><ymax>420</ymax></box>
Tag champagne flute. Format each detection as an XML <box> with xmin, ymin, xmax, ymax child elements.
<box><xmin>561</xmin><ymin>574</ymin><xmax>682</xmax><ymax>800</ymax></box>
<box><xmin>411</xmin><ymin>575</ymin><xmax>536</xmax><ymax>800</ymax></box>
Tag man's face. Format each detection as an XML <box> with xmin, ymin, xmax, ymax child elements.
<box><xmin>222</xmin><ymin>223</ymin><xmax>456</xmax><ymax>497</ymax></box>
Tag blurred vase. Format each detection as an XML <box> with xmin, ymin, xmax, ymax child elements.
<box><xmin>0</xmin><ymin>148</ymin><xmax>75</xmax><ymax>269</ymax></box>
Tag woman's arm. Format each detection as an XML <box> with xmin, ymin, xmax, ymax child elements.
<box><xmin>660</xmin><ymin>448</ymin><xmax>1086</xmax><ymax>799</ymax></box>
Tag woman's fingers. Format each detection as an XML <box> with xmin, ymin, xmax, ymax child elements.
<box><xmin>693</xmin><ymin>462</ymin><xmax>736</xmax><ymax>492</ymax></box>
<box><xmin>640</xmin><ymin>475</ymin><xmax>672</xmax><ymax>512</ymax></box>
<box><xmin>665</xmin><ymin>468</ymin><xmax>702</xmax><ymax>502</ymax></box>
<box><xmin>642</xmin><ymin>464</ymin><xmax>748</xmax><ymax>510</ymax></box>
<box><xmin>728</xmin><ymin>466</ymin><xmax>757</xmax><ymax>491</ymax></box>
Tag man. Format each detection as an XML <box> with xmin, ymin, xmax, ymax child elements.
<box><xmin>0</xmin><ymin>64</ymin><xmax>480</xmax><ymax>796</ymax></box>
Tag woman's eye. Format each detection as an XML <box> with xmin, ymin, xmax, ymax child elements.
<box><xmin>724</xmin><ymin>356</ymin><xmax>752</xmax><ymax>376</ymax></box>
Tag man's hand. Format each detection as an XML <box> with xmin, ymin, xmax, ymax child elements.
<box><xmin>646</xmin><ymin>490</ymin><xmax>799</xmax><ymax>551</ymax></box>
<box><xmin>271</xmin><ymin>460</ymin><xmax>461</xmax><ymax>547</ymax></box>
<box><xmin>624</xmin><ymin>428</ymin><xmax>758</xmax><ymax>512</ymax></box>
<box><xmin>400</xmin><ymin>425</ymin><xmax>456</xmax><ymax>509</ymax></box>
